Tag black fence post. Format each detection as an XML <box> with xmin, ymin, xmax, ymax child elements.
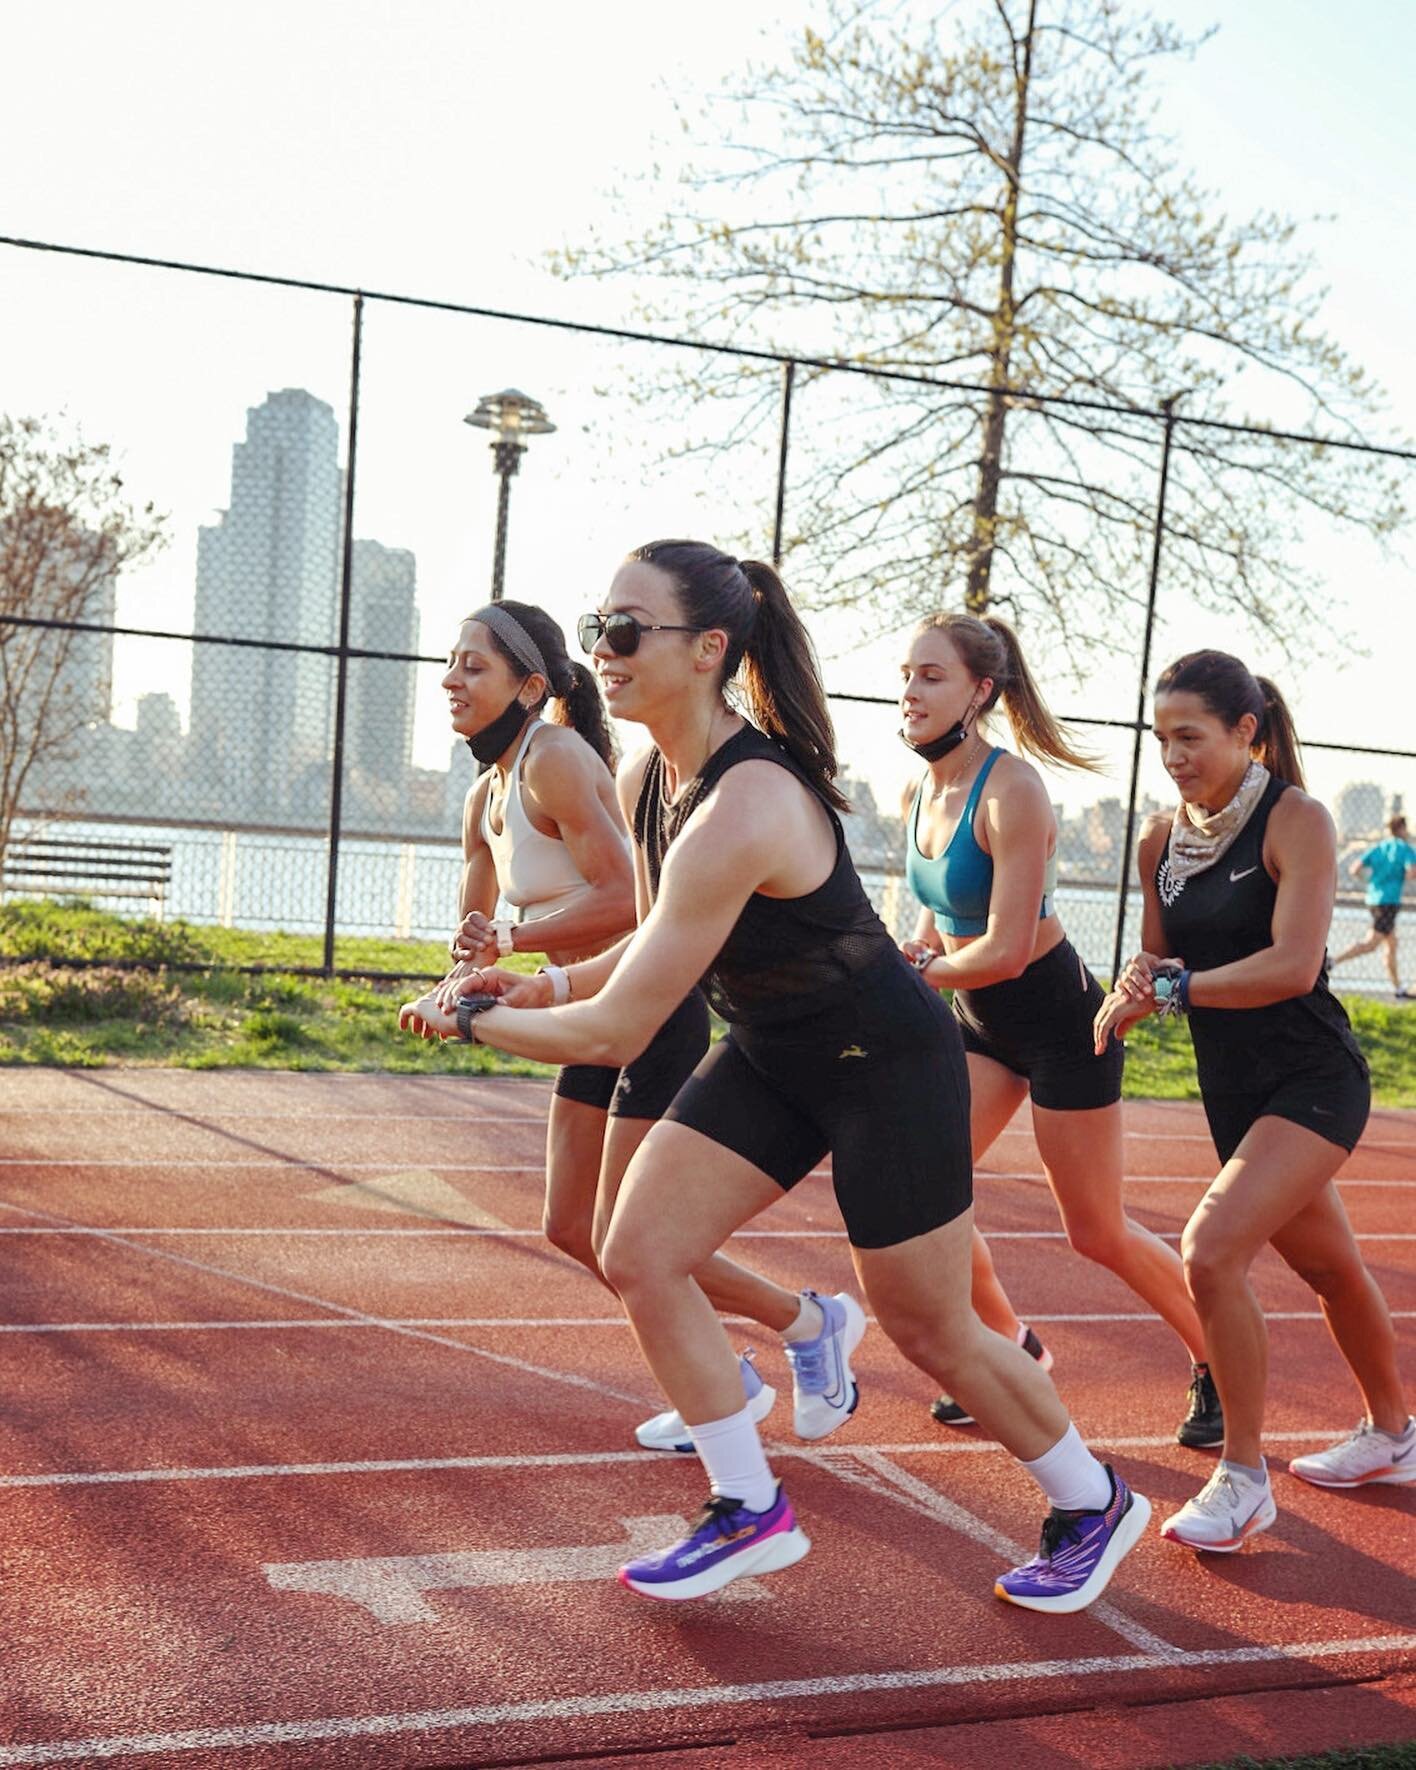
<box><xmin>1110</xmin><ymin>394</ymin><xmax>1181</xmax><ymax>984</ymax></box>
<box><xmin>772</xmin><ymin>360</ymin><xmax>796</xmax><ymax>567</ymax></box>
<box><xmin>322</xmin><ymin>292</ymin><xmax>364</xmax><ymax>978</ymax></box>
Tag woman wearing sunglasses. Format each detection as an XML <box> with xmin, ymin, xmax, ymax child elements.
<box><xmin>403</xmin><ymin>544</ymin><xmax>1150</xmax><ymax>1613</ymax></box>
<box><xmin>425</xmin><ymin>599</ymin><xmax>851</xmax><ymax>1455</ymax></box>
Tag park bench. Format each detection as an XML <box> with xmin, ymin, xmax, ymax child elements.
<box><xmin>1</xmin><ymin>836</ymin><xmax>172</xmax><ymax>918</ymax></box>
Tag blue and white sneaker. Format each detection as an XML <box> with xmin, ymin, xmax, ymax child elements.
<box><xmin>785</xmin><ymin>1290</ymin><xmax>867</xmax><ymax>1440</ymax></box>
<box><xmin>618</xmin><ymin>1486</ymin><xmax>810</xmax><ymax>1600</ymax></box>
<box><xmin>634</xmin><ymin>1351</ymin><xmax>776</xmax><ymax>1454</ymax></box>
<box><xmin>995</xmin><ymin>1466</ymin><xmax>1151</xmax><ymax>1613</ymax></box>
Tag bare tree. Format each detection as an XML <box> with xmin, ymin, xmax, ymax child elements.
<box><xmin>0</xmin><ymin>416</ymin><xmax>165</xmax><ymax>875</ymax></box>
<box><xmin>559</xmin><ymin>0</ymin><xmax>1408</xmax><ymax>657</ymax></box>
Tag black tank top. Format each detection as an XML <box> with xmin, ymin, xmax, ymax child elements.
<box><xmin>1157</xmin><ymin>775</ymin><xmax>1366</xmax><ymax>1092</ymax></box>
<box><xmin>633</xmin><ymin>724</ymin><xmax>895</xmax><ymax>1026</ymax></box>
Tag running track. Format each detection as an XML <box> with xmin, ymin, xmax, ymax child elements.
<box><xmin>0</xmin><ymin>1069</ymin><xmax>1411</xmax><ymax>1769</ymax></box>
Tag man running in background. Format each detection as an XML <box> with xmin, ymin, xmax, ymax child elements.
<box><xmin>1331</xmin><ymin>812</ymin><xmax>1416</xmax><ymax>999</ymax></box>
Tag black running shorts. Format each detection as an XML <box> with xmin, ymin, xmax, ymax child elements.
<box><xmin>553</xmin><ymin>990</ymin><xmax>711</xmax><ymax>1122</ymax></box>
<box><xmin>1201</xmin><ymin>1054</ymin><xmax>1371</xmax><ymax>1164</ymax></box>
<box><xmin>665</xmin><ymin>951</ymin><xmax>973</xmax><ymax>1250</ymax></box>
<box><xmin>953</xmin><ymin>937</ymin><xmax>1124</xmax><ymax>1112</ymax></box>
<box><xmin>1371</xmin><ymin>903</ymin><xmax>1400</xmax><ymax>936</ymax></box>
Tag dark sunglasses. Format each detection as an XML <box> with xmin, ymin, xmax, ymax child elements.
<box><xmin>577</xmin><ymin>611</ymin><xmax>701</xmax><ymax>657</ymax></box>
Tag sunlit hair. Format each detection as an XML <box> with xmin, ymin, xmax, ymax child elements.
<box><xmin>628</xmin><ymin>539</ymin><xmax>848</xmax><ymax>811</ymax></box>
<box><xmin>1154</xmin><ymin>649</ymin><xmax>1304</xmax><ymax>789</ymax></box>
<box><xmin>914</xmin><ymin>611</ymin><xmax>1098</xmax><ymax>771</ymax></box>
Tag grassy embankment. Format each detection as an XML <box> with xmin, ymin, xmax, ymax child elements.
<box><xmin>2</xmin><ymin>902</ymin><xmax>1414</xmax><ymax>1106</ymax></box>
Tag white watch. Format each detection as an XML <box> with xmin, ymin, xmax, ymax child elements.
<box><xmin>491</xmin><ymin>918</ymin><xmax>516</xmax><ymax>956</ymax></box>
<box><xmin>537</xmin><ymin>964</ymin><xmax>571</xmax><ymax>1005</ymax></box>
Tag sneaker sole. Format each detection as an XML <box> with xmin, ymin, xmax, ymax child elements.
<box><xmin>618</xmin><ymin>1524</ymin><xmax>810</xmax><ymax>1600</ymax></box>
<box><xmin>1287</xmin><ymin>1461</ymin><xmax>1416</xmax><ymax>1489</ymax></box>
<box><xmin>635</xmin><ymin>1382</ymin><xmax>777</xmax><ymax>1454</ymax></box>
<box><xmin>994</xmin><ymin>1490</ymin><xmax>1152</xmax><ymax>1615</ymax></box>
<box><xmin>794</xmin><ymin>1294</ymin><xmax>867</xmax><ymax>1442</ymax></box>
<box><xmin>1159</xmin><ymin>1491</ymin><xmax>1277</xmax><ymax>1552</ymax></box>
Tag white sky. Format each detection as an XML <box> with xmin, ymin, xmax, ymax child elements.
<box><xmin>3</xmin><ymin>0</ymin><xmax>1413</xmax><ymax>819</ymax></box>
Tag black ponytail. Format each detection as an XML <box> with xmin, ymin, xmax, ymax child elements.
<box><xmin>473</xmin><ymin>600</ymin><xmax>615</xmax><ymax>770</ymax></box>
<box><xmin>1155</xmin><ymin>650</ymin><xmax>1306</xmax><ymax>789</ymax></box>
<box><xmin>628</xmin><ymin>539</ymin><xmax>849</xmax><ymax>812</ymax></box>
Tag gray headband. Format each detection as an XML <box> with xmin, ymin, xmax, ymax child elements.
<box><xmin>470</xmin><ymin>604</ymin><xmax>550</xmax><ymax>683</ymax></box>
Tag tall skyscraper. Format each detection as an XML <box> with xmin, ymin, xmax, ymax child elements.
<box><xmin>188</xmin><ymin>389</ymin><xmax>342</xmax><ymax>819</ymax></box>
<box><xmin>345</xmin><ymin>540</ymin><xmax>418</xmax><ymax>807</ymax></box>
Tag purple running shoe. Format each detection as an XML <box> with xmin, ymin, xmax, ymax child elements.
<box><xmin>618</xmin><ymin>1487</ymin><xmax>810</xmax><ymax>1601</ymax></box>
<box><xmin>995</xmin><ymin>1466</ymin><xmax>1151</xmax><ymax>1614</ymax></box>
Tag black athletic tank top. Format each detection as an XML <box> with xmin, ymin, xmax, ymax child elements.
<box><xmin>633</xmin><ymin>724</ymin><xmax>895</xmax><ymax>1026</ymax></box>
<box><xmin>1158</xmin><ymin>775</ymin><xmax>1366</xmax><ymax>1092</ymax></box>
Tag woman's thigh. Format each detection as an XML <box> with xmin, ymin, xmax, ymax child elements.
<box><xmin>544</xmin><ymin>1096</ymin><xmax>608</xmax><ymax>1230</ymax></box>
<box><xmin>1185</xmin><ymin>1115</ymin><xmax>1353</xmax><ymax>1269</ymax></box>
<box><xmin>968</xmin><ymin>1051</ymin><xmax>1030</xmax><ymax>1160</ymax></box>
<box><xmin>604</xmin><ymin>1120</ymin><xmax>788</xmax><ymax>1278</ymax></box>
<box><xmin>1031</xmin><ymin>1100</ymin><xmax>1126</xmax><ymax>1231</ymax></box>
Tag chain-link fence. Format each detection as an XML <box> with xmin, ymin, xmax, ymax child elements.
<box><xmin>2</xmin><ymin>235</ymin><xmax>1413</xmax><ymax>989</ymax></box>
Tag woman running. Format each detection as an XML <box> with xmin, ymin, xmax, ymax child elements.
<box><xmin>404</xmin><ymin>543</ymin><xmax>1150</xmax><ymax>1613</ymax></box>
<box><xmin>897</xmin><ymin>613</ymin><xmax>1219</xmax><ymax>1447</ymax></box>
<box><xmin>425</xmin><ymin>600</ymin><xmax>851</xmax><ymax>1453</ymax></box>
<box><xmin>1095</xmin><ymin>649</ymin><xmax>1414</xmax><ymax>1550</ymax></box>
<box><xmin>1330</xmin><ymin>812</ymin><xmax>1416</xmax><ymax>998</ymax></box>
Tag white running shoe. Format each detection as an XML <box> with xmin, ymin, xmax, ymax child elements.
<box><xmin>633</xmin><ymin>1351</ymin><xmax>776</xmax><ymax>1454</ymax></box>
<box><xmin>1289</xmin><ymin>1418</ymin><xmax>1416</xmax><ymax>1488</ymax></box>
<box><xmin>1160</xmin><ymin>1462</ymin><xmax>1276</xmax><ymax>1553</ymax></box>
<box><xmin>784</xmin><ymin>1290</ymin><xmax>867</xmax><ymax>1441</ymax></box>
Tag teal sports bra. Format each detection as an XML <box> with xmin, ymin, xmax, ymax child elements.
<box><xmin>906</xmin><ymin>747</ymin><xmax>1056</xmax><ymax>936</ymax></box>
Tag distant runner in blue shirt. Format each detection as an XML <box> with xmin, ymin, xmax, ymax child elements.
<box><xmin>1330</xmin><ymin>813</ymin><xmax>1416</xmax><ymax>998</ymax></box>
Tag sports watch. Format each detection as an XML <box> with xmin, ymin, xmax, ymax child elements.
<box><xmin>455</xmin><ymin>992</ymin><xmax>500</xmax><ymax>1042</ymax></box>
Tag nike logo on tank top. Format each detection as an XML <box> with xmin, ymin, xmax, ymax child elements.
<box><xmin>1157</xmin><ymin>775</ymin><xmax>1365</xmax><ymax>1092</ymax></box>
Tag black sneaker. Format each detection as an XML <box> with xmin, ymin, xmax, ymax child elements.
<box><xmin>1176</xmin><ymin>1362</ymin><xmax>1224</xmax><ymax>1448</ymax></box>
<box><xmin>931</xmin><ymin>1325</ymin><xmax>1053</xmax><ymax>1428</ymax></box>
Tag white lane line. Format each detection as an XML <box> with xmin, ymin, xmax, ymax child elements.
<box><xmin>1</xmin><ymin>1311</ymin><xmax>1411</xmax><ymax>1338</ymax></box>
<box><xmin>0</xmin><ymin>1429</ymin><xmax>1359</xmax><ymax>1491</ymax></box>
<box><xmin>1</xmin><ymin>1635</ymin><xmax>1413</xmax><ymax>1766</ymax></box>
<box><xmin>827</xmin><ymin>1447</ymin><xmax>1179</xmax><ymax>1658</ymax></box>
<box><xmin>0</xmin><ymin>1198</ymin><xmax>650</xmax><ymax>1410</ymax></box>
<box><xmin>1</xmin><ymin>1226</ymin><xmax>1411</xmax><ymax>1243</ymax></box>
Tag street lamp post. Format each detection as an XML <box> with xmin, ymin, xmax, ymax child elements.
<box><xmin>464</xmin><ymin>388</ymin><xmax>556</xmax><ymax>601</ymax></box>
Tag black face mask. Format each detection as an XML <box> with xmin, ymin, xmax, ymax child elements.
<box><xmin>900</xmin><ymin>717</ymin><xmax>970</xmax><ymax>762</ymax></box>
<box><xmin>466</xmin><ymin>694</ymin><xmax>532</xmax><ymax>766</ymax></box>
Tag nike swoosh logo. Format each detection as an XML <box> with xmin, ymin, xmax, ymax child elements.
<box><xmin>1230</xmin><ymin>865</ymin><xmax>1258</xmax><ymax>882</ymax></box>
<box><xmin>1232</xmin><ymin>1495</ymin><xmax>1269</xmax><ymax>1534</ymax></box>
<box><xmin>1395</xmin><ymin>1442</ymin><xmax>1414</xmax><ymax>1463</ymax></box>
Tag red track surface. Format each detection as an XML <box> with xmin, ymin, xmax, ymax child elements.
<box><xmin>0</xmin><ymin>1068</ymin><xmax>1411</xmax><ymax>1769</ymax></box>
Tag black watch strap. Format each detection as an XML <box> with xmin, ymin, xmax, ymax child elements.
<box><xmin>455</xmin><ymin>993</ymin><xmax>498</xmax><ymax>1042</ymax></box>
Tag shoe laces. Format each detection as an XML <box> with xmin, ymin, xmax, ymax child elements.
<box><xmin>692</xmin><ymin>1494</ymin><xmax>746</xmax><ymax>1536</ymax></box>
<box><xmin>1189</xmin><ymin>1465</ymin><xmax>1257</xmax><ymax>1516</ymax></box>
<box><xmin>785</xmin><ymin>1335</ymin><xmax>829</xmax><ymax>1394</ymax></box>
<box><xmin>1186</xmin><ymin>1366</ymin><xmax>1218</xmax><ymax>1414</ymax></box>
<box><xmin>1038</xmin><ymin>1509</ymin><xmax>1084</xmax><ymax>1558</ymax></box>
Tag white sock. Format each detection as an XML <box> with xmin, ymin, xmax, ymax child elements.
<box><xmin>1220</xmin><ymin>1457</ymin><xmax>1267</xmax><ymax>1484</ymax></box>
<box><xmin>688</xmin><ymin>1403</ymin><xmax>778</xmax><ymax>1513</ymax></box>
<box><xmin>1379</xmin><ymin>1417</ymin><xmax>1415</xmax><ymax>1443</ymax></box>
<box><xmin>782</xmin><ymin>1292</ymin><xmax>825</xmax><ymax>1345</ymax></box>
<box><xmin>1022</xmin><ymin>1424</ymin><xmax>1113</xmax><ymax>1513</ymax></box>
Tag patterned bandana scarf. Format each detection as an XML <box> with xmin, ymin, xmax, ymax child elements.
<box><xmin>1157</xmin><ymin>759</ymin><xmax>1270</xmax><ymax>907</ymax></box>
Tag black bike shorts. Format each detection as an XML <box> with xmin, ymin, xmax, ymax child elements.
<box><xmin>1371</xmin><ymin>903</ymin><xmax>1400</xmax><ymax>937</ymax></box>
<box><xmin>1202</xmin><ymin>1054</ymin><xmax>1371</xmax><ymax>1165</ymax></box>
<box><xmin>553</xmin><ymin>990</ymin><xmax>711</xmax><ymax>1122</ymax></box>
<box><xmin>953</xmin><ymin>937</ymin><xmax>1124</xmax><ymax>1112</ymax></box>
<box><xmin>665</xmin><ymin>951</ymin><xmax>973</xmax><ymax>1250</ymax></box>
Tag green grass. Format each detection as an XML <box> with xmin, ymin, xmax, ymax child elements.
<box><xmin>1191</xmin><ymin>1746</ymin><xmax>1416</xmax><ymax>1770</ymax></box>
<box><xmin>3</xmin><ymin>902</ymin><xmax>1415</xmax><ymax>1104</ymax></box>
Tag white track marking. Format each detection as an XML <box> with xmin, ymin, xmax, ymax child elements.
<box><xmin>0</xmin><ymin>1311</ymin><xmax>1411</xmax><ymax>1337</ymax></box>
<box><xmin>264</xmin><ymin>1515</ymin><xmax>768</xmax><ymax>1622</ymax></box>
<box><xmin>0</xmin><ymin>1430</ymin><xmax>1360</xmax><ymax>1491</ymax></box>
<box><xmin>0</xmin><ymin>1198</ymin><xmax>650</xmax><ymax>1409</ymax></box>
<box><xmin>1</xmin><ymin>1636</ymin><xmax>1413</xmax><ymax>1765</ymax></box>
<box><xmin>821</xmin><ymin>1448</ymin><xmax>1178</xmax><ymax>1658</ymax></box>
<box><xmin>1</xmin><ymin>1225</ymin><xmax>1411</xmax><ymax>1242</ymax></box>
